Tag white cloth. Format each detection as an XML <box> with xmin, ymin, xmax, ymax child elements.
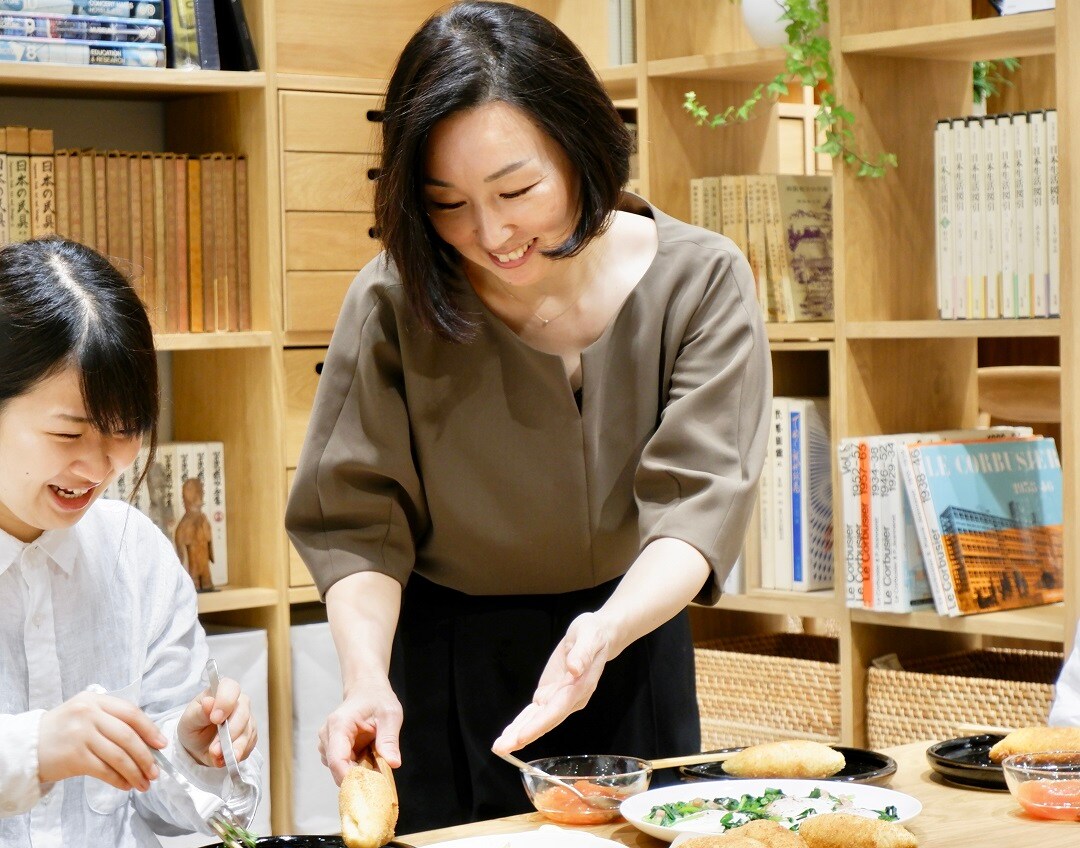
<box><xmin>1049</xmin><ymin>621</ymin><xmax>1080</xmax><ymax>726</ymax></box>
<box><xmin>0</xmin><ymin>499</ymin><xmax>262</xmax><ymax>848</ymax></box>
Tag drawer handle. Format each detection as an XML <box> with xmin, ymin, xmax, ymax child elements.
<box><xmin>368</xmin><ymin>227</ymin><xmax>380</xmax><ymax>240</ymax></box>
<box><xmin>315</xmin><ymin>361</ymin><xmax>324</xmax><ymax>375</ymax></box>
<box><xmin>366</xmin><ymin>109</ymin><xmax>384</xmax><ymax>123</ymax></box>
<box><xmin>367</xmin><ymin>167</ymin><xmax>382</xmax><ymax>181</ymax></box>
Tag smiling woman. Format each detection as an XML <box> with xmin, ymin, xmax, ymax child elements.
<box><xmin>284</xmin><ymin>1</ymin><xmax>772</xmax><ymax>835</ymax></box>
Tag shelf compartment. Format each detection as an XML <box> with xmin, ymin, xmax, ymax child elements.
<box><xmin>840</xmin><ymin>12</ymin><xmax>1055</xmax><ymax>61</ymax></box>
<box><xmin>197</xmin><ymin>586</ymin><xmax>279</xmax><ymax>614</ymax></box>
<box><xmin>851</xmin><ymin>602</ymin><xmax>1064</xmax><ymax>643</ymax></box>
<box><xmin>0</xmin><ymin>66</ymin><xmax>266</xmax><ymax>97</ymax></box>
<box><xmin>846</xmin><ymin>320</ymin><xmax>1061</xmax><ymax>339</ymax></box>
<box><xmin>647</xmin><ymin>48</ymin><xmax>786</xmax><ymax>82</ymax></box>
<box><xmin>156</xmin><ymin>331</ymin><xmax>274</xmax><ymax>351</ymax></box>
<box><xmin>276</xmin><ymin>73</ymin><xmax>387</xmax><ymax>95</ymax></box>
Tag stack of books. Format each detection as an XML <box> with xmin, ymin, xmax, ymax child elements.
<box><xmin>759</xmin><ymin>396</ymin><xmax>833</xmax><ymax>593</ymax></box>
<box><xmin>103</xmin><ymin>442</ymin><xmax>230</xmax><ymax>591</ymax></box>
<box><xmin>838</xmin><ymin>428</ymin><xmax>1064</xmax><ymax>616</ymax></box>
<box><xmin>690</xmin><ymin>174</ymin><xmax>833</xmax><ymax>322</ymax></box>
<box><xmin>606</xmin><ymin>0</ymin><xmax>635</xmax><ymax>65</ymax></box>
<box><xmin>0</xmin><ymin>125</ymin><xmax>252</xmax><ymax>334</ymax></box>
<box><xmin>934</xmin><ymin>109</ymin><xmax>1060</xmax><ymax>319</ymax></box>
<box><xmin>989</xmin><ymin>0</ymin><xmax>1054</xmax><ymax>14</ymax></box>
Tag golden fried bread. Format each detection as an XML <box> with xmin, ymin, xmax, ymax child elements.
<box><xmin>798</xmin><ymin>813</ymin><xmax>918</xmax><ymax>848</ymax></box>
<box><xmin>988</xmin><ymin>726</ymin><xmax>1080</xmax><ymax>762</ymax></box>
<box><xmin>680</xmin><ymin>821</ymin><xmax>807</xmax><ymax>848</ymax></box>
<box><xmin>679</xmin><ymin>836</ymin><xmax>770</xmax><ymax>848</ymax></box>
<box><xmin>339</xmin><ymin>749</ymin><xmax>398</xmax><ymax>848</ymax></box>
<box><xmin>723</xmin><ymin>740</ymin><xmax>846</xmax><ymax>779</ymax></box>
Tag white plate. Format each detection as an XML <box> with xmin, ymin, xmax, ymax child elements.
<box><xmin>619</xmin><ymin>778</ymin><xmax>922</xmax><ymax>842</ymax></box>
<box><xmin>422</xmin><ymin>825</ymin><xmax>625</xmax><ymax>848</ymax></box>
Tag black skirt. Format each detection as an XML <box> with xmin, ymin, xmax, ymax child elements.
<box><xmin>388</xmin><ymin>573</ymin><xmax>700</xmax><ymax>833</ymax></box>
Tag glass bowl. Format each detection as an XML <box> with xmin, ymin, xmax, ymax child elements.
<box><xmin>520</xmin><ymin>754</ymin><xmax>652</xmax><ymax>825</ymax></box>
<box><xmin>1002</xmin><ymin>751</ymin><xmax>1080</xmax><ymax>821</ymax></box>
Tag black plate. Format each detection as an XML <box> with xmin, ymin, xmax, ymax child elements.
<box><xmin>679</xmin><ymin>746</ymin><xmax>897</xmax><ymax>786</ymax></box>
<box><xmin>925</xmin><ymin>734</ymin><xmax>1008</xmax><ymax>790</ymax></box>
<box><xmin>204</xmin><ymin>838</ymin><xmax>346</xmax><ymax>847</ymax></box>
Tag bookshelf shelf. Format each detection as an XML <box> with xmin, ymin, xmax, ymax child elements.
<box><xmin>156</xmin><ymin>331</ymin><xmax>275</xmax><ymax>351</ymax></box>
<box><xmin>289</xmin><ymin>585</ymin><xmax>322</xmax><ymax>605</ymax></box>
<box><xmin>850</xmin><ymin>603</ymin><xmax>1065</xmax><ymax>644</ymax></box>
<box><xmin>839</xmin><ymin>11</ymin><xmax>1055</xmax><ymax>61</ymax></box>
<box><xmin>709</xmin><ymin>589</ymin><xmax>841</xmax><ymax>619</ymax></box>
<box><xmin>196</xmin><ymin>586</ymin><xmax>280</xmax><ymax>614</ymax></box>
<box><xmin>845</xmin><ymin>319</ymin><xmax>1062</xmax><ymax>339</ymax></box>
<box><xmin>767</xmin><ymin>323</ymin><xmax>836</xmax><ymax>343</ymax></box>
<box><xmin>275</xmin><ymin>73</ymin><xmax>387</xmax><ymax>94</ymax></box>
<box><xmin>646</xmin><ymin>48</ymin><xmax>787</xmax><ymax>82</ymax></box>
<box><xmin>0</xmin><ymin>66</ymin><xmax>267</xmax><ymax>97</ymax></box>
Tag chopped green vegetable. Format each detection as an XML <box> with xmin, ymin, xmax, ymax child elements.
<box><xmin>213</xmin><ymin>819</ymin><xmax>258</xmax><ymax>848</ymax></box>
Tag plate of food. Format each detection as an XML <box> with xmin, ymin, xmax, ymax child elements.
<box><xmin>618</xmin><ymin>778</ymin><xmax>922</xmax><ymax>842</ymax></box>
<box><xmin>681</xmin><ymin>746</ymin><xmax>897</xmax><ymax>786</ymax></box>
<box><xmin>420</xmin><ymin>828</ymin><xmax>626</xmax><ymax>848</ymax></box>
<box><xmin>925</xmin><ymin>734</ymin><xmax>1007</xmax><ymax>790</ymax></box>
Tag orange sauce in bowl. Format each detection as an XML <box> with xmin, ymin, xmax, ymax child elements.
<box><xmin>532</xmin><ymin>781</ymin><xmax>625</xmax><ymax>825</ymax></box>
<box><xmin>1016</xmin><ymin>778</ymin><xmax>1080</xmax><ymax>821</ymax></box>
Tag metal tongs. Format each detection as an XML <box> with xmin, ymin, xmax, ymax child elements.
<box><xmin>150</xmin><ymin>747</ymin><xmax>250</xmax><ymax>843</ymax></box>
<box><xmin>205</xmin><ymin>658</ymin><xmax>258</xmax><ymax>813</ymax></box>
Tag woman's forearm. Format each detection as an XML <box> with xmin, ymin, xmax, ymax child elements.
<box><xmin>325</xmin><ymin>571</ymin><xmax>403</xmax><ymax>694</ymax></box>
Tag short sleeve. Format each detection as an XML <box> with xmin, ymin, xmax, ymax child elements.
<box><xmin>635</xmin><ymin>244</ymin><xmax>771</xmax><ymax>603</ymax></box>
<box><xmin>285</xmin><ymin>261</ymin><xmax>428</xmax><ymax>598</ymax></box>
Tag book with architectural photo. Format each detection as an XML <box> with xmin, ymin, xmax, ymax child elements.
<box><xmin>905</xmin><ymin>436</ymin><xmax>1063</xmax><ymax>616</ymax></box>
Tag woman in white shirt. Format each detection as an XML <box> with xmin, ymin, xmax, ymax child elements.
<box><xmin>0</xmin><ymin>237</ymin><xmax>262</xmax><ymax>847</ymax></box>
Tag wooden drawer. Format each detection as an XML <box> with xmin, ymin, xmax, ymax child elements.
<box><xmin>285</xmin><ymin>271</ymin><xmax>356</xmax><ymax>334</ymax></box>
<box><xmin>284</xmin><ymin>211</ymin><xmax>380</xmax><ymax>271</ymax></box>
<box><xmin>281</xmin><ymin>91</ymin><xmax>383</xmax><ymax>154</ymax></box>
<box><xmin>286</xmin><ymin>468</ymin><xmax>315</xmax><ymax>588</ymax></box>
<box><xmin>283</xmin><ymin>152</ymin><xmax>379</xmax><ymax>212</ymax></box>
<box><xmin>285</xmin><ymin>347</ymin><xmax>326</xmax><ymax>468</ymax></box>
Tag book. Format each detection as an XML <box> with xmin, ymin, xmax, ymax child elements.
<box><xmin>769</xmin><ymin>396</ymin><xmax>792</xmax><ymax>591</ymax></box>
<box><xmin>139</xmin><ymin>442</ymin><xmax>179</xmax><ymax>543</ymax></box>
<box><xmin>234</xmin><ymin>153</ymin><xmax>250</xmax><ymax>330</ymax></box>
<box><xmin>788</xmin><ymin>397</ymin><xmax>832</xmax><ymax>592</ymax></box>
<box><xmin>66</xmin><ymin>147</ymin><xmax>81</xmax><ymax>243</ymax></box>
<box><xmin>173</xmin><ymin>153</ymin><xmax>189</xmax><ymax>332</ymax></box>
<box><xmin>0</xmin><ymin>2</ymin><xmax>166</xmax><ymax>21</ymax></box>
<box><xmin>933</xmin><ymin>120</ymin><xmax>954</xmax><ymax>319</ymax></box>
<box><xmin>949</xmin><ymin>117</ymin><xmax>969</xmax><ymax>318</ymax></box>
<box><xmin>989</xmin><ymin>0</ymin><xmax>1054</xmax><ymax>12</ymax></box>
<box><xmin>1047</xmin><ymin>109</ymin><xmax>1060</xmax><ymax>317</ymax></box>
<box><xmin>1029</xmin><ymin>110</ymin><xmax>1049</xmax><ymax>318</ymax></box>
<box><xmin>28</xmin><ymin>127</ymin><xmax>54</xmax><ymax>238</ymax></box>
<box><xmin>222</xmin><ymin>154</ymin><xmax>237</xmax><ymax>330</ymax></box>
<box><xmin>212</xmin><ymin>0</ymin><xmax>256</xmax><ymax>70</ymax></box>
<box><xmin>762</xmin><ymin>175</ymin><xmax>795</xmax><ymax>321</ymax></box>
<box><xmin>92</xmin><ymin>149</ymin><xmax>106</xmax><ymax>252</ymax></box>
<box><xmin>997</xmin><ymin>114</ymin><xmax>1016</xmax><ymax>318</ymax></box>
<box><xmin>138</xmin><ymin>152</ymin><xmax>154</xmax><ymax>306</ymax></box>
<box><xmin>128</xmin><ymin>152</ymin><xmax>142</xmax><ymax>297</ymax></box>
<box><xmin>0</xmin><ymin>34</ymin><xmax>164</xmax><ymax>65</ymax></box>
<box><xmin>837</xmin><ymin>440</ymin><xmax>863</xmax><ymax>607</ymax></box>
<box><xmin>774</xmin><ymin>174</ymin><xmax>833</xmax><ymax>321</ymax></box>
<box><xmin>200</xmin><ymin>153</ymin><xmax>214</xmax><ymax>330</ymax></box>
<box><xmin>187</xmin><ymin>156</ymin><xmax>203</xmax><ymax>331</ymax></box>
<box><xmin>1013</xmin><ymin>112</ymin><xmax>1033</xmax><ymax>318</ymax></box>
<box><xmin>0</xmin><ymin>128</ymin><xmax>7</xmax><ymax>245</ymax></box>
<box><xmin>981</xmin><ymin>115</ymin><xmax>1001</xmax><ymax>319</ymax></box>
<box><xmin>165</xmin><ymin>0</ymin><xmax>219</xmax><ymax>69</ymax></box>
<box><xmin>205</xmin><ymin>441</ymin><xmax>228</xmax><ymax>586</ymax></box>
<box><xmin>0</xmin><ymin>11</ymin><xmax>164</xmax><ymax>42</ymax></box>
<box><xmin>906</xmin><ymin>436</ymin><xmax>1063</xmax><ymax>616</ymax></box>
<box><xmin>967</xmin><ymin>117</ymin><xmax>985</xmax><ymax>319</ymax></box>
<box><xmin>6</xmin><ymin>126</ymin><xmax>29</xmax><ymax>243</ymax></box>
<box><xmin>106</xmin><ymin>150</ymin><xmax>129</xmax><ymax>261</ymax></box>
<box><xmin>54</xmin><ymin>147</ymin><xmax>69</xmax><ymax>238</ymax></box>
<box><xmin>618</xmin><ymin>0</ymin><xmax>634</xmax><ymax>64</ymax></box>
<box><xmin>744</xmin><ymin>175</ymin><xmax>770</xmax><ymax>320</ymax></box>
<box><xmin>151</xmin><ymin>152</ymin><xmax>166</xmax><ymax>330</ymax></box>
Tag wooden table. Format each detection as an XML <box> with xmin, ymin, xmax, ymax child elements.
<box><xmin>402</xmin><ymin>742</ymin><xmax>1079</xmax><ymax>847</ymax></box>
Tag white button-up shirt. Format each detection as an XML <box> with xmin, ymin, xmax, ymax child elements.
<box><xmin>0</xmin><ymin>499</ymin><xmax>261</xmax><ymax>847</ymax></box>
<box><xmin>1050</xmin><ymin>620</ymin><xmax>1080</xmax><ymax>726</ymax></box>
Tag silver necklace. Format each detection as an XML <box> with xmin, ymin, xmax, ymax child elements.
<box><xmin>493</xmin><ymin>273</ymin><xmax>590</xmax><ymax>327</ymax></box>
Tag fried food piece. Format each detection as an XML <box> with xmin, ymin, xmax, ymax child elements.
<box><xmin>723</xmin><ymin>740</ymin><xmax>846</xmax><ymax>779</ymax></box>
<box><xmin>798</xmin><ymin>813</ymin><xmax>918</xmax><ymax>848</ymax></box>
<box><xmin>339</xmin><ymin>748</ymin><xmax>398</xmax><ymax>848</ymax></box>
<box><xmin>988</xmin><ymin>726</ymin><xmax>1080</xmax><ymax>762</ymax></box>
<box><xmin>680</xmin><ymin>821</ymin><xmax>807</xmax><ymax>848</ymax></box>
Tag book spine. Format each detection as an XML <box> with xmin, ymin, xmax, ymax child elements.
<box><xmin>838</xmin><ymin>440</ymin><xmax>862</xmax><ymax>606</ymax></box>
<box><xmin>212</xmin><ymin>153</ymin><xmax>227</xmax><ymax>330</ymax></box>
<box><xmin>1013</xmin><ymin>111</ymin><xmax>1033</xmax><ymax>318</ymax></box>
<box><xmin>871</xmin><ymin>439</ymin><xmax>901</xmax><ymax>611</ymax></box>
<box><xmin>223</xmin><ymin>154</ymin><xmax>238</xmax><ymax>330</ymax></box>
<box><xmin>0</xmin><ymin>13</ymin><xmax>165</xmax><ymax>43</ymax></box>
<box><xmin>1030</xmin><ymin>110</ymin><xmax>1049</xmax><ymax>318</ymax></box>
<box><xmin>0</xmin><ymin>129</ymin><xmax>7</xmax><ymax>246</ymax></box>
<box><xmin>0</xmin><ymin>34</ymin><xmax>164</xmax><ymax>65</ymax></box>
<box><xmin>234</xmin><ymin>154</ymin><xmax>250</xmax><ymax>330</ymax></box>
<box><xmin>151</xmin><ymin>153</ymin><xmax>166</xmax><ymax>331</ymax></box>
<box><xmin>981</xmin><ymin>115</ymin><xmax>1000</xmax><ymax>319</ymax></box>
<box><xmin>207</xmin><ymin>440</ymin><xmax>228</xmax><ymax>586</ymax></box>
<box><xmin>896</xmin><ymin>444</ymin><xmax>950</xmax><ymax>615</ymax></box>
<box><xmin>187</xmin><ymin>156</ymin><xmax>203</xmax><ymax>332</ymax></box>
<box><xmin>790</xmin><ymin>404</ymin><xmax>803</xmax><ymax>587</ymax></box>
<box><xmin>968</xmin><ymin>118</ymin><xmax>985</xmax><ymax>319</ymax></box>
<box><xmin>950</xmin><ymin>117</ymin><xmax>969</xmax><ymax>319</ymax></box>
<box><xmin>0</xmin><ymin>1</ymin><xmax>166</xmax><ymax>21</ymax></box>
<box><xmin>30</xmin><ymin>128</ymin><xmax>56</xmax><ymax>237</ymax></box>
<box><xmin>1047</xmin><ymin>109</ymin><xmax>1060</xmax><ymax>317</ymax></box>
<box><xmin>200</xmin><ymin>153</ymin><xmax>215</xmax><ymax>330</ymax></box>
<box><xmin>53</xmin><ymin>148</ymin><xmax>68</xmax><ymax>238</ymax></box>
<box><xmin>128</xmin><ymin>152</ymin><xmax>142</xmax><ymax>298</ymax></box>
<box><xmin>906</xmin><ymin>445</ymin><xmax>960</xmax><ymax>615</ymax></box>
<box><xmin>106</xmin><ymin>150</ymin><xmax>129</xmax><ymax>261</ymax></box>
<box><xmin>66</xmin><ymin>148</ymin><xmax>80</xmax><ymax>243</ymax></box>
<box><xmin>772</xmin><ymin>397</ymin><xmax>792</xmax><ymax>591</ymax></box>
<box><xmin>92</xmin><ymin>150</ymin><xmax>107</xmax><ymax>253</ymax></box>
<box><xmin>606</xmin><ymin>0</ymin><xmax>620</xmax><ymax>65</ymax></box>
<box><xmin>857</xmin><ymin>440</ymin><xmax>873</xmax><ymax>608</ymax></box>
<box><xmin>934</xmin><ymin>121</ymin><xmax>953</xmax><ymax>319</ymax></box>
<box><xmin>173</xmin><ymin>154</ymin><xmax>189</xmax><ymax>332</ymax></box>
<box><xmin>763</xmin><ymin>176</ymin><xmax>795</xmax><ymax>322</ymax></box>
<box><xmin>161</xmin><ymin>152</ymin><xmax>177</xmax><ymax>332</ymax></box>
<box><xmin>6</xmin><ymin>126</ymin><xmax>30</xmax><ymax>243</ymax></box>
<box><xmin>689</xmin><ymin>177</ymin><xmax>704</xmax><ymax>228</ymax></box>
<box><xmin>138</xmin><ymin>152</ymin><xmax>153</xmax><ymax>308</ymax></box>
<box><xmin>997</xmin><ymin>114</ymin><xmax>1016</xmax><ymax>318</ymax></box>
<box><xmin>618</xmin><ymin>0</ymin><xmax>634</xmax><ymax>64</ymax></box>
<box><xmin>758</xmin><ymin>433</ymin><xmax>774</xmax><ymax>591</ymax></box>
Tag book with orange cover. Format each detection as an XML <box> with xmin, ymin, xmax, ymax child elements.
<box><xmin>211</xmin><ymin>153</ymin><xmax>228</xmax><ymax>331</ymax></box>
<box><xmin>173</xmin><ymin>154</ymin><xmax>189</xmax><ymax>333</ymax></box>
<box><xmin>67</xmin><ymin>149</ymin><xmax>82</xmax><ymax>245</ymax></box>
<box><xmin>222</xmin><ymin>154</ymin><xmax>237</xmax><ymax>331</ymax></box>
<box><xmin>199</xmin><ymin>154</ymin><xmax>215</xmax><ymax>331</ymax></box>
<box><xmin>139</xmin><ymin>153</ymin><xmax>155</xmax><ymax>309</ymax></box>
<box><xmin>29</xmin><ymin>129</ymin><xmax>56</xmax><ymax>239</ymax></box>
<box><xmin>54</xmin><ymin>149</ymin><xmax>70</xmax><ymax>239</ymax></box>
<box><xmin>93</xmin><ymin>151</ymin><xmax>108</xmax><ymax>255</ymax></box>
<box><xmin>79</xmin><ymin>150</ymin><xmax>96</xmax><ymax>251</ymax></box>
<box><xmin>151</xmin><ymin>154</ymin><xmax>167</xmax><ymax>330</ymax></box>
<box><xmin>186</xmin><ymin>157</ymin><xmax>204</xmax><ymax>332</ymax></box>
<box><xmin>106</xmin><ymin>151</ymin><xmax>130</xmax><ymax>264</ymax></box>
<box><xmin>161</xmin><ymin>152</ymin><xmax>178</xmax><ymax>333</ymax></box>
<box><xmin>234</xmin><ymin>154</ymin><xmax>250</xmax><ymax>330</ymax></box>
<box><xmin>128</xmin><ymin>153</ymin><xmax>143</xmax><ymax>300</ymax></box>
<box><xmin>6</xmin><ymin>127</ymin><xmax>31</xmax><ymax>244</ymax></box>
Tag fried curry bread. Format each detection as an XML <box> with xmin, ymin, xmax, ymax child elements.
<box><xmin>339</xmin><ymin>749</ymin><xmax>399</xmax><ymax>848</ymax></box>
<box><xmin>798</xmin><ymin>813</ymin><xmax>918</xmax><ymax>848</ymax></box>
<box><xmin>988</xmin><ymin>726</ymin><xmax>1080</xmax><ymax>762</ymax></box>
<box><xmin>723</xmin><ymin>740</ymin><xmax>846</xmax><ymax>779</ymax></box>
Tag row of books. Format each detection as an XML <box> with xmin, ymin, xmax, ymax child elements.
<box><xmin>102</xmin><ymin>442</ymin><xmax>230</xmax><ymax>592</ymax></box>
<box><xmin>0</xmin><ymin>0</ymin><xmax>256</xmax><ymax>70</ymax></box>
<box><xmin>934</xmin><ymin>109</ymin><xmax>1060</xmax><ymax>320</ymax></box>
<box><xmin>838</xmin><ymin>428</ymin><xmax>1064</xmax><ymax>617</ymax></box>
<box><xmin>0</xmin><ymin>125</ymin><xmax>253</xmax><ymax>333</ymax></box>
<box><xmin>990</xmin><ymin>0</ymin><xmax>1054</xmax><ymax>13</ymax></box>
<box><xmin>759</xmin><ymin>396</ymin><xmax>833</xmax><ymax>593</ymax></box>
<box><xmin>689</xmin><ymin>174</ymin><xmax>833</xmax><ymax>323</ymax></box>
<box><xmin>606</xmin><ymin>0</ymin><xmax>635</xmax><ymax>66</ymax></box>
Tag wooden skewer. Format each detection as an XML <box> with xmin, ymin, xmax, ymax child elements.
<box><xmin>646</xmin><ymin>751</ymin><xmax>738</xmax><ymax>770</ymax></box>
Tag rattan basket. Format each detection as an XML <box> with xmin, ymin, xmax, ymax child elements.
<box><xmin>866</xmin><ymin>647</ymin><xmax>1064</xmax><ymax>748</ymax></box>
<box><xmin>694</xmin><ymin>633</ymin><xmax>841</xmax><ymax>750</ymax></box>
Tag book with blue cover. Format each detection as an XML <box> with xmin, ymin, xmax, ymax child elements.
<box><xmin>905</xmin><ymin>436</ymin><xmax>1063</xmax><ymax>616</ymax></box>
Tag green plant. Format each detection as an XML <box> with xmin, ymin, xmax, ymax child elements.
<box><xmin>683</xmin><ymin>0</ymin><xmax>897</xmax><ymax>178</ymax></box>
<box><xmin>973</xmin><ymin>57</ymin><xmax>1021</xmax><ymax>105</ymax></box>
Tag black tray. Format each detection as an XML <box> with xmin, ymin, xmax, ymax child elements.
<box><xmin>680</xmin><ymin>746</ymin><xmax>897</xmax><ymax>786</ymax></box>
<box><xmin>205</xmin><ymin>839</ymin><xmax>344</xmax><ymax>848</ymax></box>
<box><xmin>925</xmin><ymin>734</ymin><xmax>1008</xmax><ymax>790</ymax></box>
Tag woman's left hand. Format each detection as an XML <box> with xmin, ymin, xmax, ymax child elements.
<box><xmin>491</xmin><ymin>612</ymin><xmax>615</xmax><ymax>755</ymax></box>
<box><xmin>177</xmin><ymin>675</ymin><xmax>258</xmax><ymax>768</ymax></box>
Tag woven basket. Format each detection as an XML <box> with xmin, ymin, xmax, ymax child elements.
<box><xmin>695</xmin><ymin>633</ymin><xmax>841</xmax><ymax>750</ymax></box>
<box><xmin>866</xmin><ymin>647</ymin><xmax>1064</xmax><ymax>748</ymax></box>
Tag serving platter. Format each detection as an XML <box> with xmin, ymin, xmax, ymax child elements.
<box><xmin>925</xmin><ymin>734</ymin><xmax>1008</xmax><ymax>790</ymax></box>
<box><xmin>619</xmin><ymin>778</ymin><xmax>922</xmax><ymax>842</ymax></box>
<box><xmin>680</xmin><ymin>746</ymin><xmax>897</xmax><ymax>786</ymax></box>
<box><xmin>205</xmin><ymin>830</ymin><xmax>622</xmax><ymax>848</ymax></box>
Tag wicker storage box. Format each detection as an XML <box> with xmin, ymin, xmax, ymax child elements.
<box><xmin>694</xmin><ymin>633</ymin><xmax>841</xmax><ymax>750</ymax></box>
<box><xmin>866</xmin><ymin>647</ymin><xmax>1064</xmax><ymax>749</ymax></box>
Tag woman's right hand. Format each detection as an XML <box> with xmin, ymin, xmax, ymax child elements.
<box><xmin>319</xmin><ymin>675</ymin><xmax>403</xmax><ymax>785</ymax></box>
<box><xmin>37</xmin><ymin>691</ymin><xmax>167</xmax><ymax>791</ymax></box>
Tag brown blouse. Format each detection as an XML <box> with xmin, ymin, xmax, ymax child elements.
<box><xmin>285</xmin><ymin>196</ymin><xmax>771</xmax><ymax>602</ymax></box>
